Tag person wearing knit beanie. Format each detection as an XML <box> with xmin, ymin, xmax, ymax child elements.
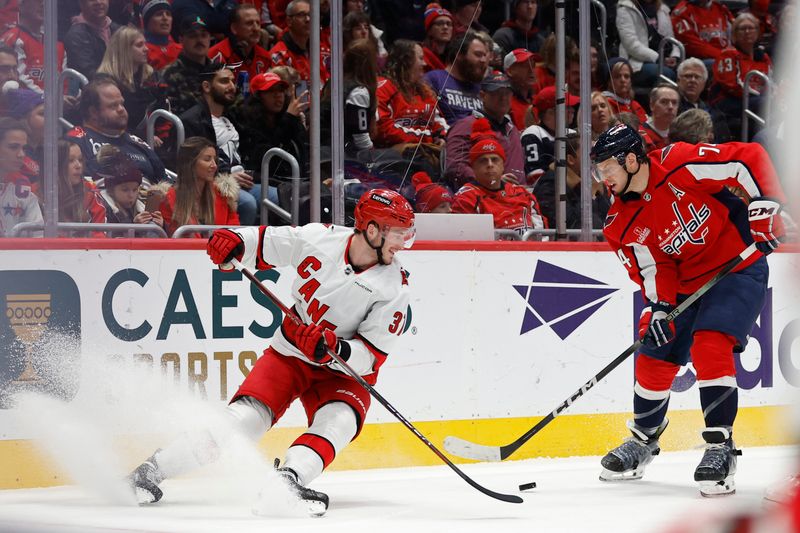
<box><xmin>468</xmin><ymin>117</ymin><xmax>506</xmax><ymax>166</ymax></box>
<box><xmin>141</xmin><ymin>0</ymin><xmax>181</xmax><ymax>70</ymax></box>
<box><xmin>411</xmin><ymin>171</ymin><xmax>453</xmax><ymax>213</ymax></box>
<box><xmin>141</xmin><ymin>0</ymin><xmax>171</xmax><ymax>29</ymax></box>
<box><xmin>5</xmin><ymin>88</ymin><xmax>43</xmax><ymax>120</ymax></box>
<box><xmin>424</xmin><ymin>3</ymin><xmax>453</xmax><ymax>33</ymax></box>
<box><xmin>422</xmin><ymin>3</ymin><xmax>453</xmax><ymax>72</ymax></box>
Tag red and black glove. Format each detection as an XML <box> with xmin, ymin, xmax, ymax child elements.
<box><xmin>293</xmin><ymin>322</ymin><xmax>340</xmax><ymax>364</ymax></box>
<box><xmin>638</xmin><ymin>301</ymin><xmax>676</xmax><ymax>349</ymax></box>
<box><xmin>749</xmin><ymin>197</ymin><xmax>784</xmax><ymax>255</ymax></box>
<box><xmin>206</xmin><ymin>228</ymin><xmax>244</xmax><ymax>267</ymax></box>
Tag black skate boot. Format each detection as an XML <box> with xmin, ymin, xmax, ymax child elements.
<box><xmin>600</xmin><ymin>418</ymin><xmax>669</xmax><ymax>481</ymax></box>
<box><xmin>275</xmin><ymin>459</ymin><xmax>329</xmax><ymax>517</ymax></box>
<box><xmin>694</xmin><ymin>427</ymin><xmax>741</xmax><ymax>497</ymax></box>
<box><xmin>128</xmin><ymin>450</ymin><xmax>165</xmax><ymax>504</ymax></box>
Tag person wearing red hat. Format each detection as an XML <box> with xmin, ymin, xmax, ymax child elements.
<box><xmin>422</xmin><ymin>3</ymin><xmax>453</xmax><ymax>73</ymax></box>
<box><xmin>411</xmin><ymin>171</ymin><xmax>453</xmax><ymax>213</ymax></box>
<box><xmin>520</xmin><ymin>86</ymin><xmax>580</xmax><ymax>184</ymax></box>
<box><xmin>492</xmin><ymin>0</ymin><xmax>545</xmax><ymax>57</ymax></box>
<box><xmin>504</xmin><ymin>48</ymin><xmax>537</xmax><ymax>130</ymax></box>
<box><xmin>452</xmin><ymin>118</ymin><xmax>546</xmax><ymax>232</ymax></box>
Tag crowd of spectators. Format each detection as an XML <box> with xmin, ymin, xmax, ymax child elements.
<box><xmin>0</xmin><ymin>0</ymin><xmax>791</xmax><ymax>239</ymax></box>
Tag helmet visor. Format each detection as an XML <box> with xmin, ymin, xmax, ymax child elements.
<box><xmin>591</xmin><ymin>156</ymin><xmax>623</xmax><ymax>184</ymax></box>
<box><xmin>383</xmin><ymin>224</ymin><xmax>416</xmax><ymax>249</ymax></box>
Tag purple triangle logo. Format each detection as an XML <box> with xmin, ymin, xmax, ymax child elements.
<box><xmin>514</xmin><ymin>261</ymin><xmax>618</xmax><ymax>339</ymax></box>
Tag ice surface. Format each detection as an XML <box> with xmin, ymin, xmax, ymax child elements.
<box><xmin>0</xmin><ymin>445</ymin><xmax>793</xmax><ymax>533</ymax></box>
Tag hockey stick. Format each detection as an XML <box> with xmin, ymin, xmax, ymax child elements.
<box><xmin>229</xmin><ymin>259</ymin><xmax>523</xmax><ymax>504</ymax></box>
<box><xmin>444</xmin><ymin>243</ymin><xmax>759</xmax><ymax>462</ymax></box>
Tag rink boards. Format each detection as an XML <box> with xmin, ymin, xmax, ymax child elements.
<box><xmin>0</xmin><ymin>239</ymin><xmax>797</xmax><ymax>489</ymax></box>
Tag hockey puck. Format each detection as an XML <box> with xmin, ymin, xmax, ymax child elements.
<box><xmin>518</xmin><ymin>482</ymin><xmax>537</xmax><ymax>491</ymax></box>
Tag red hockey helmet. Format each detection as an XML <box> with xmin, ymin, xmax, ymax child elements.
<box><xmin>354</xmin><ymin>189</ymin><xmax>416</xmax><ymax>248</ymax></box>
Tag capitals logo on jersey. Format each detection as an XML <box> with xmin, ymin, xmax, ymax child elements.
<box><xmin>660</xmin><ymin>201</ymin><xmax>711</xmax><ymax>255</ymax></box>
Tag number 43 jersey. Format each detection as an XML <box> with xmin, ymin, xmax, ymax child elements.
<box><xmin>603</xmin><ymin>141</ymin><xmax>786</xmax><ymax>305</ymax></box>
<box><xmin>232</xmin><ymin>224</ymin><xmax>411</xmax><ymax>382</ymax></box>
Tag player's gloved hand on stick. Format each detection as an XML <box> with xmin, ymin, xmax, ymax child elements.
<box><xmin>207</xmin><ymin>229</ymin><xmax>244</xmax><ymax>266</ymax></box>
<box><xmin>639</xmin><ymin>301</ymin><xmax>676</xmax><ymax>349</ymax></box>
<box><xmin>748</xmin><ymin>197</ymin><xmax>784</xmax><ymax>255</ymax></box>
<box><xmin>294</xmin><ymin>322</ymin><xmax>339</xmax><ymax>364</ymax></box>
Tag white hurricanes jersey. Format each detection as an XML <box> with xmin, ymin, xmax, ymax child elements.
<box><xmin>233</xmin><ymin>224</ymin><xmax>411</xmax><ymax>377</ymax></box>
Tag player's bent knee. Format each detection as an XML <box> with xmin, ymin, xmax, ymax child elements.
<box><xmin>635</xmin><ymin>354</ymin><xmax>680</xmax><ymax>392</ymax></box>
<box><xmin>309</xmin><ymin>402</ymin><xmax>359</xmax><ymax>453</ymax></box>
<box><xmin>226</xmin><ymin>395</ymin><xmax>274</xmax><ymax>442</ymax></box>
<box><xmin>692</xmin><ymin>330</ymin><xmax>737</xmax><ymax>381</ymax></box>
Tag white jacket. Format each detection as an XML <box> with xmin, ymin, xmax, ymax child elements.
<box><xmin>616</xmin><ymin>0</ymin><xmax>678</xmax><ymax>72</ymax></box>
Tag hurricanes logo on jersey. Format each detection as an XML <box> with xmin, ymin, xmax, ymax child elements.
<box><xmin>660</xmin><ymin>201</ymin><xmax>711</xmax><ymax>255</ymax></box>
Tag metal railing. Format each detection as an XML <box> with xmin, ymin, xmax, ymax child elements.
<box><xmin>657</xmin><ymin>37</ymin><xmax>685</xmax><ymax>87</ymax></box>
<box><xmin>741</xmin><ymin>70</ymin><xmax>773</xmax><ymax>141</ymax></box>
<box><xmin>591</xmin><ymin>0</ymin><xmax>607</xmax><ymax>54</ymax></box>
<box><xmin>147</xmin><ymin>109</ymin><xmax>185</xmax><ymax>151</ymax></box>
<box><xmin>57</xmin><ymin>68</ymin><xmax>88</xmax><ymax>130</ymax></box>
<box><xmin>9</xmin><ymin>222</ymin><xmax>167</xmax><ymax>238</ymax></box>
<box><xmin>260</xmin><ymin>147</ymin><xmax>301</xmax><ymax>225</ymax></box>
<box><xmin>171</xmin><ymin>224</ymin><xmax>250</xmax><ymax>238</ymax></box>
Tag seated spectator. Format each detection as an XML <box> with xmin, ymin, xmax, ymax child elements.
<box><xmin>669</xmin><ymin>108</ymin><xmax>715</xmax><ymax>144</ymax></box>
<box><xmin>0</xmin><ymin>44</ymin><xmax>19</xmax><ymax>114</ymax></box>
<box><xmin>444</xmin><ymin>72</ymin><xmax>524</xmax><ymax>190</ymax></box>
<box><xmin>97</xmin><ymin>26</ymin><xmax>168</xmax><ymax>136</ymax></box>
<box><xmin>171</xmin><ymin>0</ymin><xmax>238</xmax><ymax>40</ymax></box>
<box><xmin>343</xmin><ymin>0</ymin><xmax>387</xmax><ymax>61</ymax></box>
<box><xmin>411</xmin><ymin>171</ymin><xmax>453</xmax><ymax>213</ymax></box>
<box><xmin>141</xmin><ymin>0</ymin><xmax>182</xmax><ymax>70</ymax></box>
<box><xmin>533</xmin><ymin>34</ymin><xmax>577</xmax><ymax>93</ymax></box>
<box><xmin>451</xmin><ymin>0</ymin><xmax>489</xmax><ymax>35</ymax></box>
<box><xmin>676</xmin><ymin>57</ymin><xmax>709</xmax><ymax>114</ymax></box>
<box><xmin>180</xmin><ymin>62</ymin><xmax>257</xmax><ymax>225</ymax></box>
<box><xmin>642</xmin><ymin>84</ymin><xmax>680</xmax><ymax>150</ymax></box>
<box><xmin>209</xmin><ymin>4</ymin><xmax>272</xmax><ymax>80</ymax></box>
<box><xmin>504</xmin><ymin>48</ymin><xmax>537</xmax><ymax>130</ymax></box>
<box><xmin>672</xmin><ymin>0</ymin><xmax>733</xmax><ymax>67</ymax></box>
<box><xmin>4</xmin><ymin>89</ymin><xmax>42</xmax><ymax>192</ymax></box>
<box><xmin>616</xmin><ymin>0</ymin><xmax>678</xmax><ymax>88</ymax></box>
<box><xmin>57</xmin><ymin>138</ymin><xmax>106</xmax><ymax>236</ymax></box>
<box><xmin>375</xmin><ymin>39</ymin><xmax>447</xmax><ymax>155</ymax></box>
<box><xmin>709</xmin><ymin>12</ymin><xmax>772</xmax><ymax>139</ymax></box>
<box><xmin>603</xmin><ymin>58</ymin><xmax>648</xmax><ymax>125</ymax></box>
<box><xmin>590</xmin><ymin>42</ymin><xmax>609</xmax><ymax>91</ymax></box>
<box><xmin>520</xmin><ymin>86</ymin><xmax>580</xmax><ymax>183</ymax></box>
<box><xmin>425</xmin><ymin>30</ymin><xmax>488</xmax><ymax>126</ymax></box>
<box><xmin>64</xmin><ymin>0</ymin><xmax>122</xmax><ymax>78</ymax></box>
<box><xmin>742</xmin><ymin>0</ymin><xmax>777</xmax><ymax>57</ymax></box>
<box><xmin>343</xmin><ymin>11</ymin><xmax>386</xmax><ymax>69</ymax></box>
<box><xmin>157</xmin><ymin>136</ymin><xmax>240</xmax><ymax>237</ymax></box>
<box><xmin>0</xmin><ymin>0</ymin><xmax>65</xmax><ymax>94</ymax></box>
<box><xmin>95</xmin><ymin>145</ymin><xmax>164</xmax><ymax>228</ymax></box>
<box><xmin>452</xmin><ymin>118</ymin><xmax>546</xmax><ymax>232</ymax></box>
<box><xmin>67</xmin><ymin>78</ymin><xmax>167</xmax><ymax>189</ymax></box>
<box><xmin>235</xmin><ymin>71</ymin><xmax>308</xmax><ymax>214</ymax></box>
<box><xmin>163</xmin><ymin>16</ymin><xmax>212</xmax><ymax>117</ymax></box>
<box><xmin>421</xmin><ymin>3</ymin><xmax>453</xmax><ymax>73</ymax></box>
<box><xmin>591</xmin><ymin>91</ymin><xmax>615</xmax><ymax>143</ymax></box>
<box><xmin>336</xmin><ymin>39</ymin><xmax>376</xmax><ymax>157</ymax></box>
<box><xmin>492</xmin><ymin>0</ymin><xmax>545</xmax><ymax>57</ymax></box>
<box><xmin>269</xmin><ymin>0</ymin><xmax>329</xmax><ymax>84</ymax></box>
<box><xmin>533</xmin><ymin>133</ymin><xmax>610</xmax><ymax>233</ymax></box>
<box><xmin>0</xmin><ymin>118</ymin><xmax>41</xmax><ymax>236</ymax></box>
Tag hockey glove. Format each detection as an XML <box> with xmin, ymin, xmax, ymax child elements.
<box><xmin>207</xmin><ymin>229</ymin><xmax>244</xmax><ymax>266</ymax></box>
<box><xmin>748</xmin><ymin>197</ymin><xmax>784</xmax><ymax>255</ymax></box>
<box><xmin>639</xmin><ymin>301</ymin><xmax>676</xmax><ymax>349</ymax></box>
<box><xmin>294</xmin><ymin>323</ymin><xmax>340</xmax><ymax>364</ymax></box>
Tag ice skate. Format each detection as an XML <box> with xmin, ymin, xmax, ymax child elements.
<box><xmin>600</xmin><ymin>419</ymin><xmax>668</xmax><ymax>481</ymax></box>
<box><xmin>128</xmin><ymin>450</ymin><xmax>165</xmax><ymax>504</ymax></box>
<box><xmin>694</xmin><ymin>427</ymin><xmax>741</xmax><ymax>497</ymax></box>
<box><xmin>275</xmin><ymin>459</ymin><xmax>329</xmax><ymax>517</ymax></box>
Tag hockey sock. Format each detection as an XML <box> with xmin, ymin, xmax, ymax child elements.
<box><xmin>692</xmin><ymin>330</ymin><xmax>738</xmax><ymax>429</ymax></box>
<box><xmin>283</xmin><ymin>402</ymin><xmax>357</xmax><ymax>486</ymax></box>
<box><xmin>633</xmin><ymin>355</ymin><xmax>679</xmax><ymax>436</ymax></box>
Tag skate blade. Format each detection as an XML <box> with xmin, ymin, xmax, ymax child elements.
<box><xmin>599</xmin><ymin>467</ymin><xmax>644</xmax><ymax>482</ymax></box>
<box><xmin>303</xmin><ymin>499</ymin><xmax>327</xmax><ymax>517</ymax></box>
<box><xmin>133</xmin><ymin>487</ymin><xmax>159</xmax><ymax>505</ymax></box>
<box><xmin>698</xmin><ymin>477</ymin><xmax>735</xmax><ymax>497</ymax></box>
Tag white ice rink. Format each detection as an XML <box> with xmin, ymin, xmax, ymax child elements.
<box><xmin>0</xmin><ymin>445</ymin><xmax>794</xmax><ymax>533</ymax></box>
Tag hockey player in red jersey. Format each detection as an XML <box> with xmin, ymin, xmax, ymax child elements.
<box><xmin>590</xmin><ymin>124</ymin><xmax>786</xmax><ymax>496</ymax></box>
<box><xmin>129</xmin><ymin>189</ymin><xmax>416</xmax><ymax>516</ymax></box>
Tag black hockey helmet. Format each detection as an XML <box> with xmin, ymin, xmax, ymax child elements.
<box><xmin>590</xmin><ymin>123</ymin><xmax>647</xmax><ymax>165</ymax></box>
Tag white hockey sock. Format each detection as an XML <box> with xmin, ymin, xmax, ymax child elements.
<box><xmin>155</xmin><ymin>396</ymin><xmax>273</xmax><ymax>479</ymax></box>
<box><xmin>283</xmin><ymin>402</ymin><xmax>357</xmax><ymax>486</ymax></box>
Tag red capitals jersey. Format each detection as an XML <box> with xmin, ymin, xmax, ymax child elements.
<box><xmin>452</xmin><ymin>181</ymin><xmax>547</xmax><ymax>231</ymax></box>
<box><xmin>269</xmin><ymin>35</ymin><xmax>329</xmax><ymax>83</ymax></box>
<box><xmin>672</xmin><ymin>0</ymin><xmax>733</xmax><ymax>60</ymax></box>
<box><xmin>146</xmin><ymin>39</ymin><xmax>183</xmax><ymax>71</ymax></box>
<box><xmin>711</xmin><ymin>47</ymin><xmax>772</xmax><ymax>101</ymax></box>
<box><xmin>375</xmin><ymin>77</ymin><xmax>447</xmax><ymax>146</ymax></box>
<box><xmin>603</xmin><ymin>141</ymin><xmax>785</xmax><ymax>305</ymax></box>
<box><xmin>209</xmin><ymin>38</ymin><xmax>272</xmax><ymax>80</ymax></box>
<box><xmin>0</xmin><ymin>25</ymin><xmax>65</xmax><ymax>93</ymax></box>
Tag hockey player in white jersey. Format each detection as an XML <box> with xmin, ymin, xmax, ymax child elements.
<box><xmin>129</xmin><ymin>189</ymin><xmax>416</xmax><ymax>516</ymax></box>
